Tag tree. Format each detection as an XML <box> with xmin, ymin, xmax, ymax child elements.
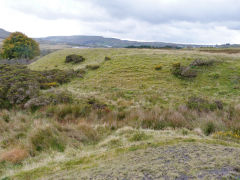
<box><xmin>1</xmin><ymin>32</ymin><xmax>40</xmax><ymax>60</ymax></box>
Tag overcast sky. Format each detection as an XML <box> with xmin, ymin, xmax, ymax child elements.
<box><xmin>1</xmin><ymin>0</ymin><xmax>240</xmax><ymax>44</ymax></box>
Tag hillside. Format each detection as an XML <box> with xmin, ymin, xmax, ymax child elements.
<box><xmin>0</xmin><ymin>28</ymin><xmax>10</xmax><ymax>39</ymax></box>
<box><xmin>1</xmin><ymin>48</ymin><xmax>240</xmax><ymax>179</ymax></box>
<box><xmin>36</xmin><ymin>36</ymin><xmax>198</xmax><ymax>48</ymax></box>
<box><xmin>29</xmin><ymin>48</ymin><xmax>240</xmax><ymax>107</ymax></box>
<box><xmin>0</xmin><ymin>29</ymin><xmax>10</xmax><ymax>47</ymax></box>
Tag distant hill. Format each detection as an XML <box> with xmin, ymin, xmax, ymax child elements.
<box><xmin>36</xmin><ymin>35</ymin><xmax>198</xmax><ymax>48</ymax></box>
<box><xmin>0</xmin><ymin>28</ymin><xmax>234</xmax><ymax>48</ymax></box>
<box><xmin>0</xmin><ymin>28</ymin><xmax>10</xmax><ymax>39</ymax></box>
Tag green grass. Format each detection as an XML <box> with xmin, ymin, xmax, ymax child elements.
<box><xmin>3</xmin><ymin>47</ymin><xmax>238</xmax><ymax>179</ymax></box>
<box><xmin>30</xmin><ymin>48</ymin><xmax>240</xmax><ymax>108</ymax></box>
<box><xmin>4</xmin><ymin>129</ymin><xmax>240</xmax><ymax>179</ymax></box>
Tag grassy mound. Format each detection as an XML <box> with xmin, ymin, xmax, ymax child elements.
<box><xmin>30</xmin><ymin>48</ymin><xmax>240</xmax><ymax>108</ymax></box>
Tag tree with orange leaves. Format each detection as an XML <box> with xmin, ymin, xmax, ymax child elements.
<box><xmin>1</xmin><ymin>32</ymin><xmax>40</xmax><ymax>60</ymax></box>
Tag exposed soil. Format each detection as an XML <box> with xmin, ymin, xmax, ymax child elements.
<box><xmin>46</xmin><ymin>143</ymin><xmax>240</xmax><ymax>180</ymax></box>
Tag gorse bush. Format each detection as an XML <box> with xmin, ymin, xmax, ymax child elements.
<box><xmin>24</xmin><ymin>90</ymin><xmax>73</xmax><ymax>110</ymax></box>
<box><xmin>1</xmin><ymin>32</ymin><xmax>40</xmax><ymax>60</ymax></box>
<box><xmin>0</xmin><ymin>64</ymin><xmax>77</xmax><ymax>109</ymax></box>
<box><xmin>155</xmin><ymin>64</ymin><xmax>162</xmax><ymax>70</ymax></box>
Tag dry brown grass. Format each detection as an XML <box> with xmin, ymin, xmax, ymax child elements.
<box><xmin>0</xmin><ymin>147</ymin><xmax>29</xmax><ymax>164</ymax></box>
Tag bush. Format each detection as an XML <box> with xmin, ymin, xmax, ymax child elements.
<box><xmin>171</xmin><ymin>63</ymin><xmax>197</xmax><ymax>78</ymax></box>
<box><xmin>24</xmin><ymin>90</ymin><xmax>73</xmax><ymax>110</ymax></box>
<box><xmin>202</xmin><ymin>122</ymin><xmax>216</xmax><ymax>136</ymax></box>
<box><xmin>0</xmin><ymin>64</ymin><xmax>77</xmax><ymax>109</ymax></box>
<box><xmin>187</xmin><ymin>96</ymin><xmax>223</xmax><ymax>112</ymax></box>
<box><xmin>155</xmin><ymin>64</ymin><xmax>162</xmax><ymax>70</ymax></box>
<box><xmin>40</xmin><ymin>82</ymin><xmax>59</xmax><ymax>89</ymax></box>
<box><xmin>190</xmin><ymin>59</ymin><xmax>214</xmax><ymax>66</ymax></box>
<box><xmin>46</xmin><ymin>104</ymin><xmax>91</xmax><ymax>122</ymax></box>
<box><xmin>1</xmin><ymin>32</ymin><xmax>40</xmax><ymax>60</ymax></box>
<box><xmin>105</xmin><ymin>56</ymin><xmax>111</xmax><ymax>61</ymax></box>
<box><xmin>65</xmin><ymin>54</ymin><xmax>85</xmax><ymax>64</ymax></box>
<box><xmin>30</xmin><ymin>127</ymin><xmax>65</xmax><ymax>153</ymax></box>
<box><xmin>86</xmin><ymin>64</ymin><xmax>100</xmax><ymax>70</ymax></box>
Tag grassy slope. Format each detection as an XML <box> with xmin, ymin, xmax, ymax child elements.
<box><xmin>2</xmin><ymin>48</ymin><xmax>240</xmax><ymax>179</ymax></box>
<box><xmin>3</xmin><ymin>129</ymin><xmax>240</xmax><ymax>179</ymax></box>
<box><xmin>30</xmin><ymin>48</ymin><xmax>240</xmax><ymax>108</ymax></box>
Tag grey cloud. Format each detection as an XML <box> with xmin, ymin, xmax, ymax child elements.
<box><xmin>90</xmin><ymin>0</ymin><xmax>240</xmax><ymax>24</ymax></box>
<box><xmin>6</xmin><ymin>0</ymin><xmax>240</xmax><ymax>24</ymax></box>
<box><xmin>2</xmin><ymin>0</ymin><xmax>240</xmax><ymax>44</ymax></box>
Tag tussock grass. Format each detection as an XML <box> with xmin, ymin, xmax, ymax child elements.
<box><xmin>2</xmin><ymin>48</ymin><xmax>240</xmax><ymax>178</ymax></box>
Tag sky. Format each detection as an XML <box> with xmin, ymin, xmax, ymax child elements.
<box><xmin>1</xmin><ymin>0</ymin><xmax>240</xmax><ymax>44</ymax></box>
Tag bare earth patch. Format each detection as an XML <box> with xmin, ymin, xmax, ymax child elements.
<box><xmin>46</xmin><ymin>143</ymin><xmax>240</xmax><ymax>180</ymax></box>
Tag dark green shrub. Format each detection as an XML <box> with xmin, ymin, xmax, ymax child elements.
<box><xmin>0</xmin><ymin>64</ymin><xmax>77</xmax><ymax>109</ymax></box>
<box><xmin>105</xmin><ymin>56</ymin><xmax>111</xmax><ymax>61</ymax></box>
<box><xmin>202</xmin><ymin>122</ymin><xmax>216</xmax><ymax>136</ymax></box>
<box><xmin>65</xmin><ymin>54</ymin><xmax>85</xmax><ymax>64</ymax></box>
<box><xmin>24</xmin><ymin>90</ymin><xmax>73</xmax><ymax>110</ymax></box>
<box><xmin>2</xmin><ymin>113</ymin><xmax>10</xmax><ymax>123</ymax></box>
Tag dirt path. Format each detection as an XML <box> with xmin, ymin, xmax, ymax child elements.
<box><xmin>47</xmin><ymin>143</ymin><xmax>240</xmax><ymax>180</ymax></box>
